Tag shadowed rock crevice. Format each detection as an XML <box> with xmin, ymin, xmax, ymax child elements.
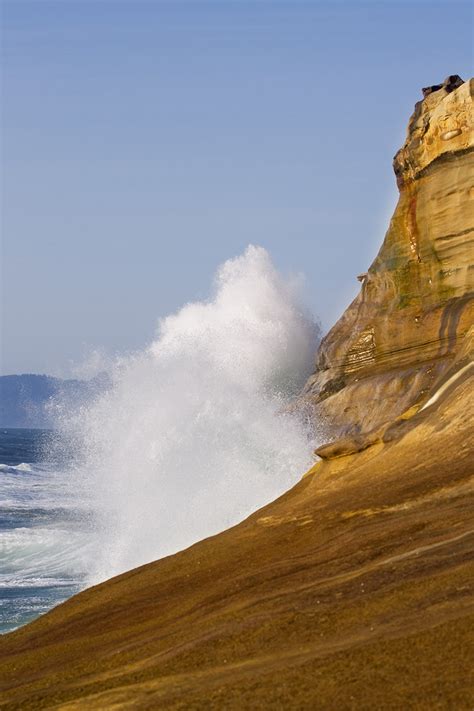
<box><xmin>422</xmin><ymin>74</ymin><xmax>464</xmax><ymax>98</ymax></box>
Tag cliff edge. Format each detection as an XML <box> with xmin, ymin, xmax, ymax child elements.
<box><xmin>304</xmin><ymin>76</ymin><xmax>473</xmax><ymax>444</ymax></box>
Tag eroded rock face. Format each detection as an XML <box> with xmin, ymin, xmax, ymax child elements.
<box><xmin>304</xmin><ymin>77</ymin><xmax>473</xmax><ymax>439</ymax></box>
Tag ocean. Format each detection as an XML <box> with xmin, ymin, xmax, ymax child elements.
<box><xmin>0</xmin><ymin>428</ymin><xmax>89</xmax><ymax>634</ymax></box>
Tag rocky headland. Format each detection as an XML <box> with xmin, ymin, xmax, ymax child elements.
<box><xmin>0</xmin><ymin>77</ymin><xmax>472</xmax><ymax>710</ymax></box>
<box><xmin>304</xmin><ymin>76</ymin><xmax>473</xmax><ymax>452</ymax></box>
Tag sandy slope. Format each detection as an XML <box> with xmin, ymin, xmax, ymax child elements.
<box><xmin>0</xmin><ymin>373</ymin><xmax>472</xmax><ymax>709</ymax></box>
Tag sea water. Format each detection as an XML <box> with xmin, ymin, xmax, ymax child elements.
<box><xmin>0</xmin><ymin>429</ymin><xmax>91</xmax><ymax>633</ymax></box>
<box><xmin>1</xmin><ymin>246</ymin><xmax>320</xmax><ymax>633</ymax></box>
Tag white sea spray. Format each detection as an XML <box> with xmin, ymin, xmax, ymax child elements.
<box><xmin>58</xmin><ymin>246</ymin><xmax>320</xmax><ymax>583</ymax></box>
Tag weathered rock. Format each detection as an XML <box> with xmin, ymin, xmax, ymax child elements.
<box><xmin>1</xmin><ymin>364</ymin><xmax>472</xmax><ymax>710</ymax></box>
<box><xmin>315</xmin><ymin>430</ymin><xmax>382</xmax><ymax>459</ymax></box>
<box><xmin>303</xmin><ymin>77</ymin><xmax>474</xmax><ymax>440</ymax></box>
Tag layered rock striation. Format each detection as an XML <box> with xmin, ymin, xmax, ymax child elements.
<box><xmin>304</xmin><ymin>76</ymin><xmax>473</xmax><ymax>447</ymax></box>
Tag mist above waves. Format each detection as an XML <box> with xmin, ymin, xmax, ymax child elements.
<box><xmin>57</xmin><ymin>246</ymin><xmax>320</xmax><ymax>583</ymax></box>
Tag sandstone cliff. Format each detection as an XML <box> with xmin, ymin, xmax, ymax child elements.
<box><xmin>0</xmin><ymin>78</ymin><xmax>473</xmax><ymax>711</ymax></box>
<box><xmin>304</xmin><ymin>76</ymin><xmax>473</xmax><ymax>449</ymax></box>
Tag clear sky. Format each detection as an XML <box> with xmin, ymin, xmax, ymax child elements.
<box><xmin>1</xmin><ymin>0</ymin><xmax>472</xmax><ymax>376</ymax></box>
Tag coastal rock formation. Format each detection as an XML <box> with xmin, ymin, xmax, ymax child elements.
<box><xmin>303</xmin><ymin>76</ymin><xmax>473</xmax><ymax>443</ymax></box>
<box><xmin>0</xmin><ymin>347</ymin><xmax>472</xmax><ymax>710</ymax></box>
<box><xmin>1</xmin><ymin>78</ymin><xmax>473</xmax><ymax>710</ymax></box>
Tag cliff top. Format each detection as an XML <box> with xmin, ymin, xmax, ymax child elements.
<box><xmin>394</xmin><ymin>74</ymin><xmax>472</xmax><ymax>187</ymax></box>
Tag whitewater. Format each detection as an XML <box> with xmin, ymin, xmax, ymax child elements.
<box><xmin>1</xmin><ymin>246</ymin><xmax>320</xmax><ymax>629</ymax></box>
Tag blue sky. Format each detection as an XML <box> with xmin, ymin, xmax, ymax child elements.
<box><xmin>2</xmin><ymin>0</ymin><xmax>472</xmax><ymax>375</ymax></box>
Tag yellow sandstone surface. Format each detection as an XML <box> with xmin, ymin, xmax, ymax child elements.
<box><xmin>303</xmin><ymin>76</ymin><xmax>473</xmax><ymax>442</ymax></box>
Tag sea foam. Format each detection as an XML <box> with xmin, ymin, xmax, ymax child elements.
<box><xmin>59</xmin><ymin>246</ymin><xmax>320</xmax><ymax>583</ymax></box>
